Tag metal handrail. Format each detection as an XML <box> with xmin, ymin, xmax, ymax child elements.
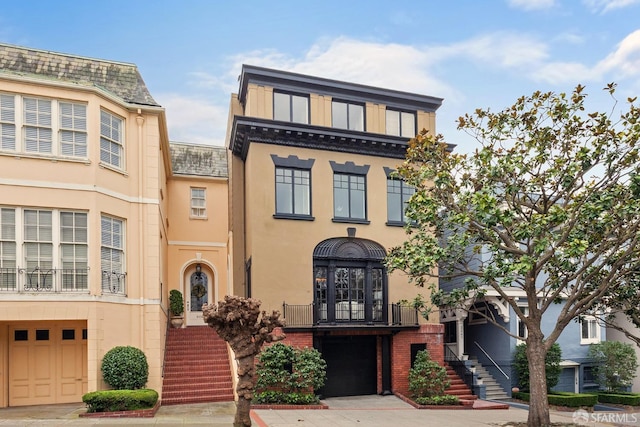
<box><xmin>474</xmin><ymin>340</ymin><xmax>509</xmax><ymax>379</ymax></box>
<box><xmin>444</xmin><ymin>345</ymin><xmax>475</xmax><ymax>391</ymax></box>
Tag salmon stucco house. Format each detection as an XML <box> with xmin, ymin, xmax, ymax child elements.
<box><xmin>0</xmin><ymin>43</ymin><xmax>448</xmax><ymax>408</ymax></box>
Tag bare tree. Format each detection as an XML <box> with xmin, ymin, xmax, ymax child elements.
<box><xmin>203</xmin><ymin>295</ymin><xmax>285</xmax><ymax>427</ymax></box>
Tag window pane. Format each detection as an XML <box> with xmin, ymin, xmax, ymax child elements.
<box><xmin>332</xmin><ymin>102</ymin><xmax>348</xmax><ymax>129</ymax></box>
<box><xmin>386</xmin><ymin>110</ymin><xmax>400</xmax><ymax>136</ymax></box>
<box><xmin>291</xmin><ymin>95</ymin><xmax>308</xmax><ymax>124</ymax></box>
<box><xmin>401</xmin><ymin>112</ymin><xmax>415</xmax><ymax>138</ymax></box>
<box><xmin>348</xmin><ymin>104</ymin><xmax>364</xmax><ymax>131</ymax></box>
<box><xmin>276</xmin><ymin>181</ymin><xmax>293</xmax><ymax>214</ymax></box>
<box><xmin>333</xmin><ymin>174</ymin><xmax>349</xmax><ymax>217</ymax></box>
<box><xmin>293</xmin><ymin>170</ymin><xmax>310</xmax><ymax>215</ymax></box>
<box><xmin>273</xmin><ymin>92</ymin><xmax>290</xmax><ymax>121</ymax></box>
<box><xmin>350</xmin><ymin>184</ymin><xmax>366</xmax><ymax>220</ymax></box>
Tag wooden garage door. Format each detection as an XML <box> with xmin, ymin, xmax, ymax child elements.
<box><xmin>9</xmin><ymin>321</ymin><xmax>87</xmax><ymax>406</ymax></box>
<box><xmin>320</xmin><ymin>335</ymin><xmax>377</xmax><ymax>397</ymax></box>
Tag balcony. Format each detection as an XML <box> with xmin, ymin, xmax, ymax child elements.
<box><xmin>282</xmin><ymin>302</ymin><xmax>419</xmax><ymax>328</ymax></box>
<box><xmin>0</xmin><ymin>267</ymin><xmax>90</xmax><ymax>293</ymax></box>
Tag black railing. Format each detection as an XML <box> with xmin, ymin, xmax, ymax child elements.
<box><xmin>444</xmin><ymin>345</ymin><xmax>475</xmax><ymax>393</ymax></box>
<box><xmin>282</xmin><ymin>302</ymin><xmax>419</xmax><ymax>327</ymax></box>
<box><xmin>0</xmin><ymin>267</ymin><xmax>90</xmax><ymax>292</ymax></box>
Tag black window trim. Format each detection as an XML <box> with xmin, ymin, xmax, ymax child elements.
<box><xmin>331</xmin><ymin>99</ymin><xmax>366</xmax><ymax>131</ymax></box>
<box><xmin>330</xmin><ymin>161</ymin><xmax>370</xmax><ymax>224</ymax></box>
<box><xmin>385</xmin><ymin>108</ymin><xmax>417</xmax><ymax>138</ymax></box>
<box><xmin>273</xmin><ymin>90</ymin><xmax>310</xmax><ymax>124</ymax></box>
<box><xmin>271</xmin><ymin>154</ymin><xmax>315</xmax><ymax>220</ymax></box>
<box><xmin>384</xmin><ymin>167</ymin><xmax>415</xmax><ymax>227</ymax></box>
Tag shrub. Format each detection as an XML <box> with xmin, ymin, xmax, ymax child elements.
<box><xmin>513</xmin><ymin>391</ymin><xmax>597</xmax><ymax>407</ymax></box>
<box><xmin>513</xmin><ymin>342</ymin><xmax>562</xmax><ymax>392</ymax></box>
<box><xmin>408</xmin><ymin>349</ymin><xmax>450</xmax><ymax>398</ymax></box>
<box><xmin>597</xmin><ymin>392</ymin><xmax>640</xmax><ymax>406</ymax></box>
<box><xmin>101</xmin><ymin>346</ymin><xmax>149</xmax><ymax>390</ymax></box>
<box><xmin>588</xmin><ymin>341</ymin><xmax>638</xmax><ymax>392</ymax></box>
<box><xmin>254</xmin><ymin>343</ymin><xmax>327</xmax><ymax>404</ymax></box>
<box><xmin>414</xmin><ymin>395</ymin><xmax>460</xmax><ymax>406</ymax></box>
<box><xmin>82</xmin><ymin>389</ymin><xmax>158</xmax><ymax>413</ymax></box>
<box><xmin>169</xmin><ymin>289</ymin><xmax>184</xmax><ymax>316</ymax></box>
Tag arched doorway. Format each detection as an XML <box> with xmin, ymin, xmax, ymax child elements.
<box><xmin>185</xmin><ymin>263</ymin><xmax>212</xmax><ymax>326</ymax></box>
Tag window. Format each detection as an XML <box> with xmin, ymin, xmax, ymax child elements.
<box><xmin>313</xmin><ymin>237</ymin><xmax>388</xmax><ymax>324</ymax></box>
<box><xmin>331</xmin><ymin>161</ymin><xmax>369</xmax><ymax>222</ymax></box>
<box><xmin>0</xmin><ymin>208</ymin><xmax>88</xmax><ymax>292</ymax></box>
<box><xmin>23</xmin><ymin>209</ymin><xmax>54</xmax><ymax>290</ymax></box>
<box><xmin>0</xmin><ymin>94</ymin><xmax>87</xmax><ymax>158</ymax></box>
<box><xmin>190</xmin><ymin>188</ymin><xmax>207</xmax><ymax>218</ymax></box>
<box><xmin>517</xmin><ymin>306</ymin><xmax>529</xmax><ymax>339</ymax></box>
<box><xmin>468</xmin><ymin>306</ymin><xmax>487</xmax><ymax>325</ymax></box>
<box><xmin>271</xmin><ymin>154</ymin><xmax>314</xmax><ymax>219</ymax></box>
<box><xmin>580</xmin><ymin>316</ymin><xmax>600</xmax><ymax>344</ymax></box>
<box><xmin>386</xmin><ymin>176</ymin><xmax>415</xmax><ymax>225</ymax></box>
<box><xmin>275</xmin><ymin>168</ymin><xmax>310</xmax><ymax>216</ymax></box>
<box><xmin>59</xmin><ymin>102</ymin><xmax>87</xmax><ymax>157</ymax></box>
<box><xmin>23</xmin><ymin>98</ymin><xmax>52</xmax><ymax>153</ymax></box>
<box><xmin>273</xmin><ymin>92</ymin><xmax>309</xmax><ymax>124</ymax></box>
<box><xmin>444</xmin><ymin>322</ymin><xmax>457</xmax><ymax>343</ymax></box>
<box><xmin>101</xmin><ymin>215</ymin><xmax>125</xmax><ymax>294</ymax></box>
<box><xmin>334</xmin><ymin>174</ymin><xmax>366</xmax><ymax>220</ymax></box>
<box><xmin>0</xmin><ymin>208</ymin><xmax>16</xmax><ymax>290</ymax></box>
<box><xmin>1</xmin><ymin>94</ymin><xmax>16</xmax><ymax>150</ymax></box>
<box><xmin>332</xmin><ymin>100</ymin><xmax>364</xmax><ymax>131</ymax></box>
<box><xmin>60</xmin><ymin>212</ymin><xmax>88</xmax><ymax>291</ymax></box>
<box><xmin>100</xmin><ymin>110</ymin><xmax>124</xmax><ymax>168</ymax></box>
<box><xmin>386</xmin><ymin>109</ymin><xmax>416</xmax><ymax>138</ymax></box>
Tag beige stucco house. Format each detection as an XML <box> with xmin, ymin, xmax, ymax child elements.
<box><xmin>0</xmin><ymin>44</ymin><xmax>449</xmax><ymax>407</ymax></box>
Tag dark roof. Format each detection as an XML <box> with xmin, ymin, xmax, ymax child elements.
<box><xmin>0</xmin><ymin>43</ymin><xmax>159</xmax><ymax>107</ymax></box>
<box><xmin>169</xmin><ymin>142</ymin><xmax>228</xmax><ymax>178</ymax></box>
<box><xmin>238</xmin><ymin>64</ymin><xmax>443</xmax><ymax>113</ymax></box>
<box><xmin>313</xmin><ymin>237</ymin><xmax>387</xmax><ymax>261</ymax></box>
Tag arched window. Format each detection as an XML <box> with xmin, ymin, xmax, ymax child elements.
<box><xmin>313</xmin><ymin>237</ymin><xmax>387</xmax><ymax>323</ymax></box>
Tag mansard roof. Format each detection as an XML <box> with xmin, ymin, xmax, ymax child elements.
<box><xmin>0</xmin><ymin>43</ymin><xmax>159</xmax><ymax>107</ymax></box>
<box><xmin>169</xmin><ymin>142</ymin><xmax>228</xmax><ymax>178</ymax></box>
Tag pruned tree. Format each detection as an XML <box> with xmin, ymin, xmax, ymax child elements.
<box><xmin>203</xmin><ymin>295</ymin><xmax>285</xmax><ymax>427</ymax></box>
<box><xmin>388</xmin><ymin>84</ymin><xmax>640</xmax><ymax>426</ymax></box>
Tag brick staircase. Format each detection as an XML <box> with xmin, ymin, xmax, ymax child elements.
<box><xmin>444</xmin><ymin>363</ymin><xmax>477</xmax><ymax>401</ymax></box>
<box><xmin>162</xmin><ymin>326</ymin><xmax>235</xmax><ymax>405</ymax></box>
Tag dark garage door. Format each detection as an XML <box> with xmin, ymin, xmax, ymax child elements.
<box><xmin>320</xmin><ymin>335</ymin><xmax>377</xmax><ymax>397</ymax></box>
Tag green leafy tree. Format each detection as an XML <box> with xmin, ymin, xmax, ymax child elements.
<box><xmin>408</xmin><ymin>350</ymin><xmax>450</xmax><ymax>398</ymax></box>
<box><xmin>388</xmin><ymin>84</ymin><xmax>640</xmax><ymax>426</ymax></box>
<box><xmin>514</xmin><ymin>342</ymin><xmax>562</xmax><ymax>392</ymax></box>
<box><xmin>588</xmin><ymin>341</ymin><xmax>639</xmax><ymax>392</ymax></box>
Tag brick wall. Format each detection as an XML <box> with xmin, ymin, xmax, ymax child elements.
<box><xmin>391</xmin><ymin>324</ymin><xmax>444</xmax><ymax>395</ymax></box>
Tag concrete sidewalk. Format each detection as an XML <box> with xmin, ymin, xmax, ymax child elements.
<box><xmin>0</xmin><ymin>395</ymin><xmax>619</xmax><ymax>426</ymax></box>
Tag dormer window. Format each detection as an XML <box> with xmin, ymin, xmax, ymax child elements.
<box><xmin>273</xmin><ymin>92</ymin><xmax>308</xmax><ymax>124</ymax></box>
<box><xmin>332</xmin><ymin>100</ymin><xmax>364</xmax><ymax>131</ymax></box>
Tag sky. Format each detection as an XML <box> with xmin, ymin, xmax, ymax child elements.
<box><xmin>1</xmin><ymin>0</ymin><xmax>639</xmax><ymax>153</ymax></box>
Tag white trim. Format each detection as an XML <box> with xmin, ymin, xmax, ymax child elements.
<box><xmin>168</xmin><ymin>240</ymin><xmax>227</xmax><ymax>248</ymax></box>
<box><xmin>0</xmin><ymin>178</ymin><xmax>159</xmax><ymax>204</ymax></box>
<box><xmin>580</xmin><ymin>315</ymin><xmax>601</xmax><ymax>345</ymax></box>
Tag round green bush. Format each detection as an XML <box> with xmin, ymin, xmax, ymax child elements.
<box><xmin>101</xmin><ymin>346</ymin><xmax>149</xmax><ymax>390</ymax></box>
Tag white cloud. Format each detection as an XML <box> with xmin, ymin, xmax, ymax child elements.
<box><xmin>596</xmin><ymin>29</ymin><xmax>640</xmax><ymax>78</ymax></box>
<box><xmin>583</xmin><ymin>0</ymin><xmax>640</xmax><ymax>13</ymax></box>
<box><xmin>507</xmin><ymin>0</ymin><xmax>557</xmax><ymax>11</ymax></box>
<box><xmin>156</xmin><ymin>93</ymin><xmax>228</xmax><ymax>146</ymax></box>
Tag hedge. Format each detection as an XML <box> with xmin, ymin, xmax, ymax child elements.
<box><xmin>513</xmin><ymin>391</ymin><xmax>597</xmax><ymax>407</ymax></box>
<box><xmin>597</xmin><ymin>392</ymin><xmax>640</xmax><ymax>406</ymax></box>
<box><xmin>82</xmin><ymin>389</ymin><xmax>158</xmax><ymax>413</ymax></box>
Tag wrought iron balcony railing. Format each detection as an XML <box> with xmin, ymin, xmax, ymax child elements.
<box><xmin>0</xmin><ymin>267</ymin><xmax>91</xmax><ymax>293</ymax></box>
<box><xmin>282</xmin><ymin>302</ymin><xmax>419</xmax><ymax>327</ymax></box>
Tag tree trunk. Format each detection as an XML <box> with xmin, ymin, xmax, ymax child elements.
<box><xmin>234</xmin><ymin>353</ymin><xmax>256</xmax><ymax>427</ymax></box>
<box><xmin>527</xmin><ymin>332</ymin><xmax>551</xmax><ymax>427</ymax></box>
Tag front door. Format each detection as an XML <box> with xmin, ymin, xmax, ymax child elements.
<box><xmin>186</xmin><ymin>267</ymin><xmax>210</xmax><ymax>326</ymax></box>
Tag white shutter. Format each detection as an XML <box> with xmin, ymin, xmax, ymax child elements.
<box><xmin>1</xmin><ymin>208</ymin><xmax>15</xmax><ymax>240</ymax></box>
